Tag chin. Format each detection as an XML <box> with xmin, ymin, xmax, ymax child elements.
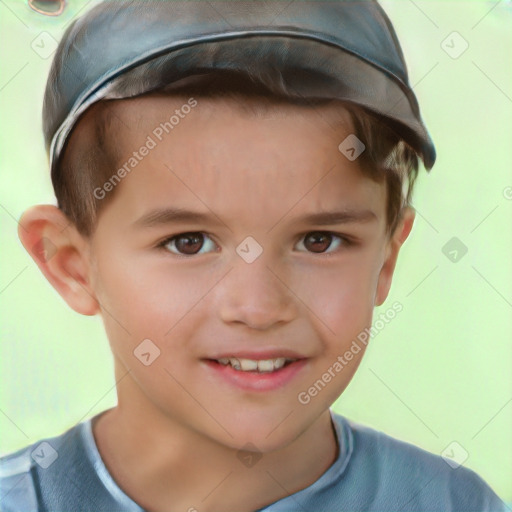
<box><xmin>211</xmin><ymin>414</ymin><xmax>307</xmax><ymax>454</ymax></box>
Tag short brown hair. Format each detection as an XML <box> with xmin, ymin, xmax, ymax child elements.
<box><xmin>56</xmin><ymin>71</ymin><xmax>419</xmax><ymax>237</ymax></box>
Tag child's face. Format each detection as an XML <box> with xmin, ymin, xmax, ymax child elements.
<box><xmin>74</xmin><ymin>94</ymin><xmax>408</xmax><ymax>450</ymax></box>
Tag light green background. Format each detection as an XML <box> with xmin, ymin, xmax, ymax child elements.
<box><xmin>1</xmin><ymin>0</ymin><xmax>511</xmax><ymax>505</ymax></box>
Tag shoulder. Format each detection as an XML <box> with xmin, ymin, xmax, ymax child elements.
<box><xmin>333</xmin><ymin>413</ymin><xmax>507</xmax><ymax>511</ymax></box>
<box><xmin>0</xmin><ymin>422</ymin><xmax>83</xmax><ymax>512</ymax></box>
<box><xmin>0</xmin><ymin>442</ymin><xmax>41</xmax><ymax>511</ymax></box>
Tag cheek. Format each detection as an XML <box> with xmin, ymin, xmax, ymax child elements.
<box><xmin>92</xmin><ymin>250</ymin><xmax>223</xmax><ymax>349</ymax></box>
<box><xmin>292</xmin><ymin>252</ymin><xmax>381</xmax><ymax>335</ymax></box>
<box><xmin>90</xmin><ymin>251</ymin><xmax>174</xmax><ymax>340</ymax></box>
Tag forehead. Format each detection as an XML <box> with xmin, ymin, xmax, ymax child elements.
<box><xmin>111</xmin><ymin>91</ymin><xmax>355</xmax><ymax>136</ymax></box>
<box><xmin>95</xmin><ymin>93</ymin><xmax>386</xmax><ymax>232</ymax></box>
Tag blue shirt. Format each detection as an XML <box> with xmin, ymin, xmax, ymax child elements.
<box><xmin>0</xmin><ymin>409</ymin><xmax>507</xmax><ymax>511</ymax></box>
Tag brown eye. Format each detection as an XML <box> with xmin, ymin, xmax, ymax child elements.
<box><xmin>298</xmin><ymin>231</ymin><xmax>346</xmax><ymax>254</ymax></box>
<box><xmin>163</xmin><ymin>232</ymin><xmax>216</xmax><ymax>256</ymax></box>
<box><xmin>303</xmin><ymin>232</ymin><xmax>333</xmax><ymax>253</ymax></box>
<box><xmin>175</xmin><ymin>233</ymin><xmax>203</xmax><ymax>254</ymax></box>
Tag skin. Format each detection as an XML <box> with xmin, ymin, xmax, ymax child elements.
<box><xmin>19</xmin><ymin>93</ymin><xmax>414</xmax><ymax>512</ymax></box>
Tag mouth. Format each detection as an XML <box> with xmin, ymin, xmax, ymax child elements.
<box><xmin>202</xmin><ymin>356</ymin><xmax>308</xmax><ymax>392</ymax></box>
<box><xmin>210</xmin><ymin>356</ymin><xmax>298</xmax><ymax>373</ymax></box>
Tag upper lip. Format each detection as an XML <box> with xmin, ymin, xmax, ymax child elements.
<box><xmin>205</xmin><ymin>349</ymin><xmax>307</xmax><ymax>361</ymax></box>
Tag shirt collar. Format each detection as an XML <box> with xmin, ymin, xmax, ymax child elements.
<box><xmin>80</xmin><ymin>407</ymin><xmax>353</xmax><ymax>511</ymax></box>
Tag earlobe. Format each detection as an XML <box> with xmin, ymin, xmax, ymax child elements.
<box><xmin>18</xmin><ymin>205</ymin><xmax>100</xmax><ymax>316</ymax></box>
<box><xmin>375</xmin><ymin>207</ymin><xmax>415</xmax><ymax>306</ymax></box>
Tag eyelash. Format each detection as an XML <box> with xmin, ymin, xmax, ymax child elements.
<box><xmin>156</xmin><ymin>231</ymin><xmax>355</xmax><ymax>258</ymax></box>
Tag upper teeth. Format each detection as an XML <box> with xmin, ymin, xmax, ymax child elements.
<box><xmin>217</xmin><ymin>357</ymin><xmax>294</xmax><ymax>372</ymax></box>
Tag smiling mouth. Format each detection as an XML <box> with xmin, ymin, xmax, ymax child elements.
<box><xmin>207</xmin><ymin>357</ymin><xmax>299</xmax><ymax>373</ymax></box>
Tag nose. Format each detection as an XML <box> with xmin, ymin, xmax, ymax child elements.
<box><xmin>216</xmin><ymin>255</ymin><xmax>297</xmax><ymax>331</ymax></box>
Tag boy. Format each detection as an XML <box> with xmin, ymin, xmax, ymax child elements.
<box><xmin>0</xmin><ymin>1</ymin><xmax>507</xmax><ymax>511</ymax></box>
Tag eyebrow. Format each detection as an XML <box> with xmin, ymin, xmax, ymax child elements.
<box><xmin>133</xmin><ymin>208</ymin><xmax>225</xmax><ymax>229</ymax></box>
<box><xmin>291</xmin><ymin>209</ymin><xmax>377</xmax><ymax>225</ymax></box>
<box><xmin>133</xmin><ymin>207</ymin><xmax>377</xmax><ymax>229</ymax></box>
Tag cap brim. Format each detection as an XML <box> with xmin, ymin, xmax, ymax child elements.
<box><xmin>49</xmin><ymin>35</ymin><xmax>435</xmax><ymax>175</ymax></box>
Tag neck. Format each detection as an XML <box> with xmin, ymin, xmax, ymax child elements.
<box><xmin>92</xmin><ymin>368</ymin><xmax>340</xmax><ymax>512</ymax></box>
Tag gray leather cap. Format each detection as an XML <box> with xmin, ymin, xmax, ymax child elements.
<box><xmin>43</xmin><ymin>0</ymin><xmax>436</xmax><ymax>178</ymax></box>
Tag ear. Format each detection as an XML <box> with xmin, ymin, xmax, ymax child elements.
<box><xmin>375</xmin><ymin>206</ymin><xmax>415</xmax><ymax>306</ymax></box>
<box><xmin>18</xmin><ymin>205</ymin><xmax>100</xmax><ymax>315</ymax></box>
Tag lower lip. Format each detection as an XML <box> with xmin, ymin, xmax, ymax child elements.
<box><xmin>202</xmin><ymin>359</ymin><xmax>308</xmax><ymax>392</ymax></box>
